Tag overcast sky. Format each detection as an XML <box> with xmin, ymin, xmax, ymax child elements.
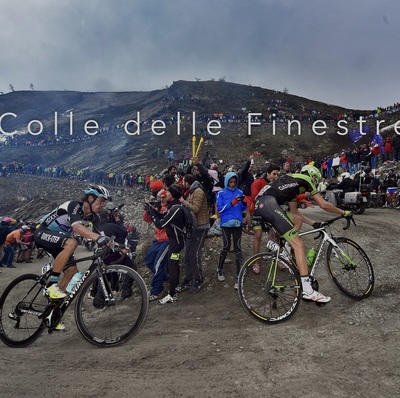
<box><xmin>1</xmin><ymin>0</ymin><xmax>399</xmax><ymax>110</ymax></box>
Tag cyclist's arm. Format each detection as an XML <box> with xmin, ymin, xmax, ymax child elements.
<box><xmin>288</xmin><ymin>201</ymin><xmax>315</xmax><ymax>225</ymax></box>
<box><xmin>72</xmin><ymin>222</ymin><xmax>102</xmax><ymax>241</ymax></box>
<box><xmin>312</xmin><ymin>192</ymin><xmax>346</xmax><ymax>215</ymax></box>
<box><xmin>67</xmin><ymin>201</ymin><xmax>103</xmax><ymax>240</ymax></box>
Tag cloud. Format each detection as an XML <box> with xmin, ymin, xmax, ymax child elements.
<box><xmin>1</xmin><ymin>0</ymin><xmax>400</xmax><ymax>109</ymax></box>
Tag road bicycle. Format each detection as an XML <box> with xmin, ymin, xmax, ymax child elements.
<box><xmin>237</xmin><ymin>215</ymin><xmax>374</xmax><ymax>324</ymax></box>
<box><xmin>0</xmin><ymin>241</ymin><xmax>149</xmax><ymax>347</ymax></box>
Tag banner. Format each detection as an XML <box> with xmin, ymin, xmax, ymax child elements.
<box><xmin>371</xmin><ymin>132</ymin><xmax>383</xmax><ymax>146</ymax></box>
<box><xmin>349</xmin><ymin>125</ymin><xmax>371</xmax><ymax>143</ymax></box>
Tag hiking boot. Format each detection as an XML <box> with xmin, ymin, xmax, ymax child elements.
<box><xmin>189</xmin><ymin>280</ymin><xmax>203</xmax><ymax>294</ymax></box>
<box><xmin>149</xmin><ymin>292</ymin><xmax>164</xmax><ymax>302</ymax></box>
<box><xmin>234</xmin><ymin>276</ymin><xmax>239</xmax><ymax>290</ymax></box>
<box><xmin>159</xmin><ymin>293</ymin><xmax>177</xmax><ymax>305</ymax></box>
<box><xmin>302</xmin><ymin>290</ymin><xmax>331</xmax><ymax>303</ymax></box>
<box><xmin>216</xmin><ymin>268</ymin><xmax>225</xmax><ymax>282</ymax></box>
<box><xmin>175</xmin><ymin>279</ymin><xmax>190</xmax><ymax>293</ymax></box>
<box><xmin>44</xmin><ymin>284</ymin><xmax>67</xmax><ymax>300</ymax></box>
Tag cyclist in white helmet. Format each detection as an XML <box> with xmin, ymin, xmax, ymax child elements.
<box><xmin>34</xmin><ymin>184</ymin><xmax>111</xmax><ymax>305</ymax></box>
<box><xmin>255</xmin><ymin>165</ymin><xmax>353</xmax><ymax>303</ymax></box>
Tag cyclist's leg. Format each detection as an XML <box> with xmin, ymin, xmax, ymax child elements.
<box><xmin>34</xmin><ymin>228</ymin><xmax>78</xmax><ymax>292</ymax></box>
<box><xmin>256</xmin><ymin>195</ymin><xmax>330</xmax><ymax>303</ymax></box>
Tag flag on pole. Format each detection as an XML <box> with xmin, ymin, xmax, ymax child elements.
<box><xmin>371</xmin><ymin>132</ymin><xmax>383</xmax><ymax>146</ymax></box>
<box><xmin>349</xmin><ymin>124</ymin><xmax>371</xmax><ymax>143</ymax></box>
<box><xmin>349</xmin><ymin>129</ymin><xmax>364</xmax><ymax>143</ymax></box>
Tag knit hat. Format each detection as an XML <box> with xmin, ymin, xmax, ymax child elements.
<box><xmin>149</xmin><ymin>180</ymin><xmax>164</xmax><ymax>192</ymax></box>
<box><xmin>157</xmin><ymin>189</ymin><xmax>168</xmax><ymax>198</ymax></box>
<box><xmin>168</xmin><ymin>184</ymin><xmax>182</xmax><ymax>199</ymax></box>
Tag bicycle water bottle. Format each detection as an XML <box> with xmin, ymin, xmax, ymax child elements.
<box><xmin>306</xmin><ymin>248</ymin><xmax>316</xmax><ymax>268</ymax></box>
<box><xmin>66</xmin><ymin>271</ymin><xmax>83</xmax><ymax>293</ymax></box>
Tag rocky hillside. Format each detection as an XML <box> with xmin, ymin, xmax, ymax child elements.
<box><xmin>1</xmin><ymin>80</ymin><xmax>391</xmax><ymax>176</ymax></box>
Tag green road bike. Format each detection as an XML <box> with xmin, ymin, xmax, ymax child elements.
<box><xmin>237</xmin><ymin>215</ymin><xmax>374</xmax><ymax>324</ymax></box>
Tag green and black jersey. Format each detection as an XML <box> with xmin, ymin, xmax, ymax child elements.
<box><xmin>259</xmin><ymin>174</ymin><xmax>318</xmax><ymax>205</ymax></box>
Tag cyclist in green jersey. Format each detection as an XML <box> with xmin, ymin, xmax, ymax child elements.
<box><xmin>255</xmin><ymin>165</ymin><xmax>352</xmax><ymax>303</ymax></box>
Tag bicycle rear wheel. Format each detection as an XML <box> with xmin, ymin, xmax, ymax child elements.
<box><xmin>326</xmin><ymin>237</ymin><xmax>374</xmax><ymax>299</ymax></box>
<box><xmin>75</xmin><ymin>265</ymin><xmax>149</xmax><ymax>346</ymax></box>
<box><xmin>0</xmin><ymin>274</ymin><xmax>47</xmax><ymax>347</ymax></box>
<box><xmin>237</xmin><ymin>252</ymin><xmax>301</xmax><ymax>324</ymax></box>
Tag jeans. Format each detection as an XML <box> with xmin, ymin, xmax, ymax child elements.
<box><xmin>1</xmin><ymin>245</ymin><xmax>15</xmax><ymax>266</ymax></box>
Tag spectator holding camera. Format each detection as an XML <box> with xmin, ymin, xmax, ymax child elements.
<box><xmin>216</xmin><ymin>171</ymin><xmax>247</xmax><ymax>290</ymax></box>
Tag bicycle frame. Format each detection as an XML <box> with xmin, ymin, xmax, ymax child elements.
<box><xmin>40</xmin><ymin>247</ymin><xmax>118</xmax><ymax>331</ymax></box>
<box><xmin>265</xmin><ymin>215</ymin><xmax>355</xmax><ymax>279</ymax></box>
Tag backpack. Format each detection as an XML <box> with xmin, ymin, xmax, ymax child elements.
<box><xmin>171</xmin><ymin>203</ymin><xmax>198</xmax><ymax>240</ymax></box>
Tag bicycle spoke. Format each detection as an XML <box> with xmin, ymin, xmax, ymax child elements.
<box><xmin>75</xmin><ymin>265</ymin><xmax>148</xmax><ymax>346</ymax></box>
<box><xmin>0</xmin><ymin>274</ymin><xmax>47</xmax><ymax>347</ymax></box>
<box><xmin>238</xmin><ymin>253</ymin><xmax>301</xmax><ymax>323</ymax></box>
<box><xmin>327</xmin><ymin>238</ymin><xmax>374</xmax><ymax>299</ymax></box>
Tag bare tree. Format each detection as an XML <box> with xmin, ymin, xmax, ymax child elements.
<box><xmin>9</xmin><ymin>84</ymin><xmax>14</xmax><ymax>92</ymax></box>
<box><xmin>283</xmin><ymin>87</ymin><xmax>289</xmax><ymax>94</ymax></box>
<box><xmin>218</xmin><ymin>76</ymin><xmax>226</xmax><ymax>82</ymax></box>
<box><xmin>195</xmin><ymin>77</ymin><xmax>201</xmax><ymax>82</ymax></box>
<box><xmin>30</xmin><ymin>83</ymin><xmax>35</xmax><ymax>91</ymax></box>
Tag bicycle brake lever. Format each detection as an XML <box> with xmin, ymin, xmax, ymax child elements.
<box><xmin>343</xmin><ymin>218</ymin><xmax>351</xmax><ymax>230</ymax></box>
<box><xmin>314</xmin><ymin>232</ymin><xmax>323</xmax><ymax>240</ymax></box>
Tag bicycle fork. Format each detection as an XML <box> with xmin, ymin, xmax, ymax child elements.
<box><xmin>329</xmin><ymin>239</ymin><xmax>356</xmax><ymax>270</ymax></box>
<box><xmin>96</xmin><ymin>267</ymin><xmax>116</xmax><ymax>306</ymax></box>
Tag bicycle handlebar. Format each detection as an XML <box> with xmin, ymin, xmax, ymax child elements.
<box><xmin>68</xmin><ymin>237</ymin><xmax>126</xmax><ymax>265</ymax></box>
<box><xmin>321</xmin><ymin>214</ymin><xmax>356</xmax><ymax>230</ymax></box>
<box><xmin>313</xmin><ymin>214</ymin><xmax>355</xmax><ymax>239</ymax></box>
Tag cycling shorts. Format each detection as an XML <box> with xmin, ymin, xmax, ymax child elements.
<box><xmin>386</xmin><ymin>187</ymin><xmax>398</xmax><ymax>195</ymax></box>
<box><xmin>254</xmin><ymin>195</ymin><xmax>298</xmax><ymax>241</ymax></box>
<box><xmin>34</xmin><ymin>228</ymin><xmax>77</xmax><ymax>269</ymax></box>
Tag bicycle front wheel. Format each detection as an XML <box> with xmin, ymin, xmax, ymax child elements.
<box><xmin>75</xmin><ymin>265</ymin><xmax>149</xmax><ymax>347</ymax></box>
<box><xmin>0</xmin><ymin>274</ymin><xmax>47</xmax><ymax>347</ymax></box>
<box><xmin>237</xmin><ymin>253</ymin><xmax>301</xmax><ymax>324</ymax></box>
<box><xmin>326</xmin><ymin>237</ymin><xmax>374</xmax><ymax>299</ymax></box>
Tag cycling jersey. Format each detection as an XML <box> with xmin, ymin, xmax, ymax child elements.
<box><xmin>39</xmin><ymin>201</ymin><xmax>102</xmax><ymax>237</ymax></box>
<box><xmin>254</xmin><ymin>174</ymin><xmax>318</xmax><ymax>241</ymax></box>
<box><xmin>257</xmin><ymin>174</ymin><xmax>318</xmax><ymax>204</ymax></box>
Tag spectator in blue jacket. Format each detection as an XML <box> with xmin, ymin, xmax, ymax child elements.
<box><xmin>216</xmin><ymin>171</ymin><xmax>247</xmax><ymax>289</ymax></box>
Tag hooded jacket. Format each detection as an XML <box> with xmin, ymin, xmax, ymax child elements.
<box><xmin>216</xmin><ymin>172</ymin><xmax>246</xmax><ymax>227</ymax></box>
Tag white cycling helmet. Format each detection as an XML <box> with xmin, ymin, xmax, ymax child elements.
<box><xmin>84</xmin><ymin>184</ymin><xmax>111</xmax><ymax>201</ymax></box>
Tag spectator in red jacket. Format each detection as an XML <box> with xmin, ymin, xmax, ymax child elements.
<box><xmin>383</xmin><ymin>137</ymin><xmax>394</xmax><ymax>162</ymax></box>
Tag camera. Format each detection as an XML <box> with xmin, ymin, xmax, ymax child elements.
<box><xmin>148</xmin><ymin>199</ymin><xmax>161</xmax><ymax>209</ymax></box>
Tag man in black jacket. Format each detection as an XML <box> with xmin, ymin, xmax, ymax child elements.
<box><xmin>145</xmin><ymin>184</ymin><xmax>186</xmax><ymax>304</ymax></box>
